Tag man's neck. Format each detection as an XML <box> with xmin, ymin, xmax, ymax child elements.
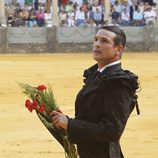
<box><xmin>97</xmin><ymin>60</ymin><xmax>121</xmax><ymax>72</ymax></box>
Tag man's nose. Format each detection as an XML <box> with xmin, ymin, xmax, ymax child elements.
<box><xmin>94</xmin><ymin>41</ymin><xmax>100</xmax><ymax>48</ymax></box>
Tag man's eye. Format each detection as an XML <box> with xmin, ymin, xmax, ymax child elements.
<box><xmin>94</xmin><ymin>37</ymin><xmax>98</xmax><ymax>41</ymax></box>
<box><xmin>101</xmin><ymin>39</ymin><xmax>107</xmax><ymax>43</ymax></box>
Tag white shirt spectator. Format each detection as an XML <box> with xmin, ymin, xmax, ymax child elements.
<box><xmin>75</xmin><ymin>10</ymin><xmax>85</xmax><ymax>20</ymax></box>
<box><xmin>121</xmin><ymin>9</ymin><xmax>130</xmax><ymax>21</ymax></box>
<box><xmin>144</xmin><ymin>8</ymin><xmax>156</xmax><ymax>19</ymax></box>
<box><xmin>67</xmin><ymin>10</ymin><xmax>75</xmax><ymax>27</ymax></box>
<box><xmin>45</xmin><ymin>10</ymin><xmax>52</xmax><ymax>27</ymax></box>
<box><xmin>93</xmin><ymin>10</ymin><xmax>102</xmax><ymax>21</ymax></box>
<box><xmin>144</xmin><ymin>7</ymin><xmax>157</xmax><ymax>25</ymax></box>
<box><xmin>133</xmin><ymin>10</ymin><xmax>143</xmax><ymax>20</ymax></box>
<box><xmin>114</xmin><ymin>3</ymin><xmax>121</xmax><ymax>13</ymax></box>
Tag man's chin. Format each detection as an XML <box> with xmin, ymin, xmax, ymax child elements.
<box><xmin>93</xmin><ymin>55</ymin><xmax>101</xmax><ymax>62</ymax></box>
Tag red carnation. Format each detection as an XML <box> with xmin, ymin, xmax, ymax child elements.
<box><xmin>38</xmin><ymin>105</ymin><xmax>45</xmax><ymax>113</ymax></box>
<box><xmin>25</xmin><ymin>99</ymin><xmax>32</xmax><ymax>108</ymax></box>
<box><xmin>36</xmin><ymin>85</ymin><xmax>47</xmax><ymax>91</ymax></box>
<box><xmin>28</xmin><ymin>106</ymin><xmax>33</xmax><ymax>112</ymax></box>
<box><xmin>32</xmin><ymin>100</ymin><xmax>38</xmax><ymax>110</ymax></box>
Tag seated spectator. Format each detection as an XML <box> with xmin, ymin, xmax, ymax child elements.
<box><xmin>67</xmin><ymin>9</ymin><xmax>75</xmax><ymax>27</ymax></box>
<box><xmin>44</xmin><ymin>9</ymin><xmax>52</xmax><ymax>27</ymax></box>
<box><xmin>19</xmin><ymin>9</ymin><xmax>29</xmax><ymax>26</ymax></box>
<box><xmin>133</xmin><ymin>7</ymin><xmax>144</xmax><ymax>26</ymax></box>
<box><xmin>36</xmin><ymin>9</ymin><xmax>45</xmax><ymax>27</ymax></box>
<box><xmin>59</xmin><ymin>9</ymin><xmax>67</xmax><ymax>26</ymax></box>
<box><xmin>89</xmin><ymin>18</ymin><xmax>96</xmax><ymax>27</ymax></box>
<box><xmin>113</xmin><ymin>1</ymin><xmax>121</xmax><ymax>17</ymax></box>
<box><xmin>28</xmin><ymin>9</ymin><xmax>37</xmax><ymax>27</ymax></box>
<box><xmin>13</xmin><ymin>11</ymin><xmax>22</xmax><ymax>27</ymax></box>
<box><xmin>65</xmin><ymin>1</ymin><xmax>74</xmax><ymax>12</ymax></box>
<box><xmin>75</xmin><ymin>7</ymin><xmax>86</xmax><ymax>26</ymax></box>
<box><xmin>144</xmin><ymin>6</ymin><xmax>157</xmax><ymax>26</ymax></box>
<box><xmin>111</xmin><ymin>5</ymin><xmax>120</xmax><ymax>25</ymax></box>
<box><xmin>130</xmin><ymin>3</ymin><xmax>138</xmax><ymax>24</ymax></box>
<box><xmin>93</xmin><ymin>8</ymin><xmax>103</xmax><ymax>26</ymax></box>
<box><xmin>121</xmin><ymin>8</ymin><xmax>130</xmax><ymax>26</ymax></box>
<box><xmin>7</xmin><ymin>13</ymin><xmax>14</xmax><ymax>27</ymax></box>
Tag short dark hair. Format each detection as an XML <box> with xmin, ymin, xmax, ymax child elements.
<box><xmin>100</xmin><ymin>26</ymin><xmax>126</xmax><ymax>47</ymax></box>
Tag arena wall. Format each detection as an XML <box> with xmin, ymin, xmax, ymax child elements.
<box><xmin>0</xmin><ymin>26</ymin><xmax>158</xmax><ymax>53</ymax></box>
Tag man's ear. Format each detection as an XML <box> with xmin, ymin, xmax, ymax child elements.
<box><xmin>116</xmin><ymin>44</ymin><xmax>124</xmax><ymax>55</ymax></box>
<box><xmin>117</xmin><ymin>44</ymin><xmax>124</xmax><ymax>53</ymax></box>
<box><xmin>115</xmin><ymin>45</ymin><xmax>124</xmax><ymax>58</ymax></box>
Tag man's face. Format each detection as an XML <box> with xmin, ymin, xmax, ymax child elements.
<box><xmin>92</xmin><ymin>29</ymin><xmax>119</xmax><ymax>67</ymax></box>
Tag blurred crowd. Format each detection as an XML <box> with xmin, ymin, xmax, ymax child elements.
<box><xmin>4</xmin><ymin>0</ymin><xmax>158</xmax><ymax>27</ymax></box>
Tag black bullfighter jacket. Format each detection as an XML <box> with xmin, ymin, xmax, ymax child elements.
<box><xmin>67</xmin><ymin>63</ymin><xmax>139</xmax><ymax>158</ymax></box>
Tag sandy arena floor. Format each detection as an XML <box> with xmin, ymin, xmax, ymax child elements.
<box><xmin>0</xmin><ymin>53</ymin><xmax>158</xmax><ymax>158</ymax></box>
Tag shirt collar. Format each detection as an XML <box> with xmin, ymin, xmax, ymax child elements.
<box><xmin>97</xmin><ymin>60</ymin><xmax>121</xmax><ymax>72</ymax></box>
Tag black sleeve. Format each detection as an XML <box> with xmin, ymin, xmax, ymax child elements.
<box><xmin>67</xmin><ymin>87</ymin><xmax>133</xmax><ymax>144</ymax></box>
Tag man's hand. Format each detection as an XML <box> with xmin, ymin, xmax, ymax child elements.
<box><xmin>49</xmin><ymin>111</ymin><xmax>68</xmax><ymax>130</ymax></box>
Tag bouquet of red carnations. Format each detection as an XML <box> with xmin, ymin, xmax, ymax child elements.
<box><xmin>18</xmin><ymin>83</ymin><xmax>78</xmax><ymax>158</ymax></box>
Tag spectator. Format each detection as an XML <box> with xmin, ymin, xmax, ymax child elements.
<box><xmin>36</xmin><ymin>9</ymin><xmax>45</xmax><ymax>27</ymax></box>
<box><xmin>133</xmin><ymin>7</ymin><xmax>144</xmax><ymax>26</ymax></box>
<box><xmin>7</xmin><ymin>13</ymin><xmax>14</xmax><ymax>27</ymax></box>
<box><xmin>111</xmin><ymin>5</ymin><xmax>120</xmax><ymax>24</ymax></box>
<box><xmin>93</xmin><ymin>8</ymin><xmax>103</xmax><ymax>26</ymax></box>
<box><xmin>13</xmin><ymin>11</ymin><xmax>22</xmax><ymax>27</ymax></box>
<box><xmin>75</xmin><ymin>7</ymin><xmax>86</xmax><ymax>26</ymax></box>
<box><xmin>44</xmin><ymin>9</ymin><xmax>52</xmax><ymax>27</ymax></box>
<box><xmin>113</xmin><ymin>1</ymin><xmax>122</xmax><ymax>17</ymax></box>
<box><xmin>130</xmin><ymin>3</ymin><xmax>138</xmax><ymax>23</ymax></box>
<box><xmin>121</xmin><ymin>8</ymin><xmax>130</xmax><ymax>26</ymax></box>
<box><xmin>59</xmin><ymin>9</ymin><xmax>67</xmax><ymax>26</ymax></box>
<box><xmin>65</xmin><ymin>1</ymin><xmax>74</xmax><ymax>12</ymax></box>
<box><xmin>144</xmin><ymin>6</ymin><xmax>157</xmax><ymax>26</ymax></box>
<box><xmin>28</xmin><ymin>9</ymin><xmax>37</xmax><ymax>27</ymax></box>
<box><xmin>19</xmin><ymin>9</ymin><xmax>29</xmax><ymax>26</ymax></box>
<box><xmin>67</xmin><ymin>9</ymin><xmax>75</xmax><ymax>27</ymax></box>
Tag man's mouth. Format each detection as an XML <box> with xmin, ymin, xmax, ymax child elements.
<box><xmin>93</xmin><ymin>50</ymin><xmax>101</xmax><ymax>54</ymax></box>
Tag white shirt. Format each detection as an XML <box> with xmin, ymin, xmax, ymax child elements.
<box><xmin>75</xmin><ymin>10</ymin><xmax>85</xmax><ymax>20</ymax></box>
<box><xmin>98</xmin><ymin>60</ymin><xmax>121</xmax><ymax>72</ymax></box>
<box><xmin>121</xmin><ymin>11</ymin><xmax>130</xmax><ymax>21</ymax></box>
<box><xmin>144</xmin><ymin>10</ymin><xmax>156</xmax><ymax>19</ymax></box>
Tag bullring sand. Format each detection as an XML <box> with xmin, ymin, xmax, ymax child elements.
<box><xmin>0</xmin><ymin>53</ymin><xmax>158</xmax><ymax>158</ymax></box>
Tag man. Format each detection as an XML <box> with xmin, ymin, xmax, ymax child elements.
<box><xmin>144</xmin><ymin>6</ymin><xmax>157</xmax><ymax>26</ymax></box>
<box><xmin>93</xmin><ymin>8</ymin><xmax>103</xmax><ymax>26</ymax></box>
<box><xmin>50</xmin><ymin>26</ymin><xmax>140</xmax><ymax>158</ymax></box>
